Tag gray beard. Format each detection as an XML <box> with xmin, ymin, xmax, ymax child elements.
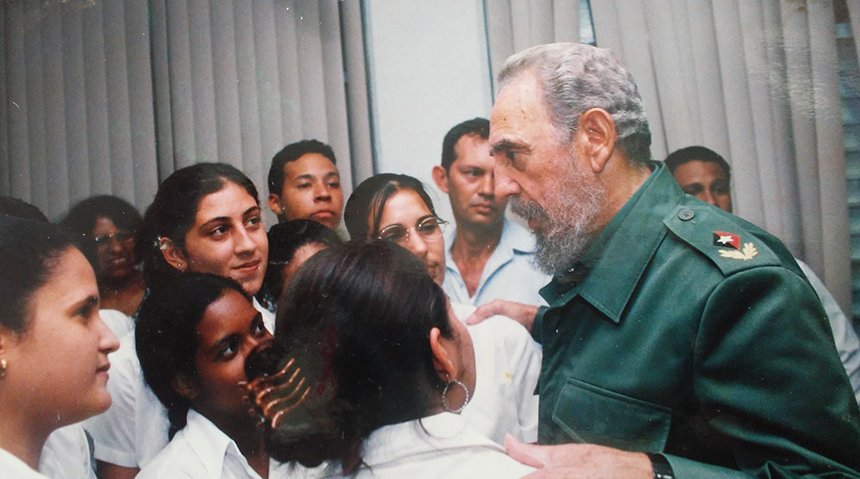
<box><xmin>511</xmin><ymin>172</ymin><xmax>605</xmax><ymax>277</ymax></box>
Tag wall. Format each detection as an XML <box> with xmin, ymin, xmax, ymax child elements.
<box><xmin>362</xmin><ymin>0</ymin><xmax>494</xmax><ymax>223</ymax></box>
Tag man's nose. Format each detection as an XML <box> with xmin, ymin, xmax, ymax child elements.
<box><xmin>494</xmin><ymin>166</ymin><xmax>521</xmax><ymax>200</ymax></box>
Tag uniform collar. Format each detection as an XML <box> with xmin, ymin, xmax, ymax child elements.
<box><xmin>541</xmin><ymin>163</ymin><xmax>682</xmax><ymax>323</ymax></box>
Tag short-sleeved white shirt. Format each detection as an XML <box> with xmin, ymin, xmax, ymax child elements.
<box><xmin>453</xmin><ymin>302</ymin><xmax>541</xmax><ymax>444</ymax></box>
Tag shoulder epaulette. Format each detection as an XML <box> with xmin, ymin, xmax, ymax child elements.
<box><xmin>663</xmin><ymin>201</ymin><xmax>781</xmax><ymax>276</ymax></box>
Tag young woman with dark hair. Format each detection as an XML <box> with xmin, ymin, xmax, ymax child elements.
<box><xmin>342</xmin><ymin>174</ymin><xmax>541</xmax><ymax>445</ymax></box>
<box><xmin>249</xmin><ymin>241</ymin><xmax>534</xmax><ymax>477</ymax></box>
<box><xmin>60</xmin><ymin>195</ymin><xmax>146</xmax><ymax>333</ymax></box>
<box><xmin>87</xmin><ymin>163</ymin><xmax>273</xmax><ymax>479</ymax></box>
<box><xmin>0</xmin><ymin>217</ymin><xmax>119</xmax><ymax>478</ymax></box>
<box><xmin>260</xmin><ymin>219</ymin><xmax>342</xmax><ymax>307</ymax></box>
<box><xmin>135</xmin><ymin>273</ymin><xmax>275</xmax><ymax>478</ymax></box>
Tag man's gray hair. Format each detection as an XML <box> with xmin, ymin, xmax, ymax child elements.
<box><xmin>498</xmin><ymin>43</ymin><xmax>652</xmax><ymax>166</ymax></box>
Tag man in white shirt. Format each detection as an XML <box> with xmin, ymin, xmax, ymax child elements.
<box><xmin>432</xmin><ymin>118</ymin><xmax>550</xmax><ymax>308</ymax></box>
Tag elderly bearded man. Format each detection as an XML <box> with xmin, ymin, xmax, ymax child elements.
<box><xmin>489</xmin><ymin>43</ymin><xmax>860</xmax><ymax>478</ymax></box>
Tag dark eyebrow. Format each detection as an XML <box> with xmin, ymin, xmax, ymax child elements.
<box><xmin>199</xmin><ymin>206</ymin><xmax>260</xmax><ymax>231</ymax></box>
<box><xmin>490</xmin><ymin>139</ymin><xmax>526</xmax><ymax>155</ymax></box>
<box><xmin>69</xmin><ymin>295</ymin><xmax>99</xmax><ymax>316</ymax></box>
<box><xmin>242</xmin><ymin>206</ymin><xmax>262</xmax><ymax>218</ymax></box>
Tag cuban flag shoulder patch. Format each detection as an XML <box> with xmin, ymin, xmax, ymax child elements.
<box><xmin>713</xmin><ymin>231</ymin><xmax>740</xmax><ymax>249</ymax></box>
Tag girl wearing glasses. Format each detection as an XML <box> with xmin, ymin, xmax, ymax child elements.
<box><xmin>87</xmin><ymin>163</ymin><xmax>273</xmax><ymax>479</ymax></box>
<box><xmin>61</xmin><ymin>195</ymin><xmax>146</xmax><ymax>321</ymax></box>
<box><xmin>343</xmin><ymin>173</ymin><xmax>540</xmax><ymax>445</ymax></box>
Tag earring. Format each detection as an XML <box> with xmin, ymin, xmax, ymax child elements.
<box><xmin>0</xmin><ymin>358</ymin><xmax>7</xmax><ymax>378</ymax></box>
<box><xmin>441</xmin><ymin>375</ymin><xmax>470</xmax><ymax>414</ymax></box>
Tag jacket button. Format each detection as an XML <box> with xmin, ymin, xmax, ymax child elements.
<box><xmin>678</xmin><ymin>209</ymin><xmax>695</xmax><ymax>221</ymax></box>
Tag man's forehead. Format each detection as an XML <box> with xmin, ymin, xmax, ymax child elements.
<box><xmin>489</xmin><ymin>72</ymin><xmax>548</xmax><ymax>147</ymax></box>
<box><xmin>283</xmin><ymin>153</ymin><xmax>339</xmax><ymax>177</ymax></box>
<box><xmin>452</xmin><ymin>134</ymin><xmax>491</xmax><ymax>165</ymax></box>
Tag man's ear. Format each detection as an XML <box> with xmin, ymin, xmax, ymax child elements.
<box><xmin>267</xmin><ymin>193</ymin><xmax>283</xmax><ymax>217</ymax></box>
<box><xmin>171</xmin><ymin>374</ymin><xmax>199</xmax><ymax>401</ymax></box>
<box><xmin>159</xmin><ymin>237</ymin><xmax>188</xmax><ymax>272</ymax></box>
<box><xmin>429</xmin><ymin>327</ymin><xmax>456</xmax><ymax>381</ymax></box>
<box><xmin>577</xmin><ymin>108</ymin><xmax>617</xmax><ymax>174</ymax></box>
<box><xmin>431</xmin><ymin>166</ymin><xmax>450</xmax><ymax>194</ymax></box>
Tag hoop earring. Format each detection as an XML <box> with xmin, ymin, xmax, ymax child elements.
<box><xmin>0</xmin><ymin>358</ymin><xmax>7</xmax><ymax>378</ymax></box>
<box><xmin>441</xmin><ymin>375</ymin><xmax>470</xmax><ymax>414</ymax></box>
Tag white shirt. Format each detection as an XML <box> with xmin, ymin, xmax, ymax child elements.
<box><xmin>453</xmin><ymin>302</ymin><xmax>541</xmax><ymax>444</ymax></box>
<box><xmin>85</xmin><ymin>298</ymin><xmax>275</xmax><ymax>468</ymax></box>
<box><xmin>40</xmin><ymin>423</ymin><xmax>96</xmax><ymax>479</ymax></box>
<box><xmin>99</xmin><ymin>309</ymin><xmax>135</xmax><ymax>340</ymax></box>
<box><xmin>797</xmin><ymin>259</ymin><xmax>860</xmax><ymax>405</ymax></box>
<box><xmin>0</xmin><ymin>448</ymin><xmax>50</xmax><ymax>479</ymax></box>
<box><xmin>443</xmin><ymin>218</ymin><xmax>551</xmax><ymax>307</ymax></box>
<box><xmin>137</xmin><ymin>410</ymin><xmax>283</xmax><ymax>479</ymax></box>
<box><xmin>305</xmin><ymin>413</ymin><xmax>534</xmax><ymax>478</ymax></box>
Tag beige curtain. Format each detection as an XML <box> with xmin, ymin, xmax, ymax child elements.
<box><xmin>487</xmin><ymin>0</ymin><xmax>853</xmax><ymax>314</ymax></box>
<box><xmin>1</xmin><ymin>0</ymin><xmax>158</xmax><ymax>220</ymax></box>
<box><xmin>485</xmin><ymin>0</ymin><xmax>581</xmax><ymax>95</ymax></box>
<box><xmin>1</xmin><ymin>0</ymin><xmax>371</xmax><ymax>221</ymax></box>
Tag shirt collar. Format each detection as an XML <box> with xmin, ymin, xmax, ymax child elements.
<box><xmin>360</xmin><ymin>412</ymin><xmax>504</xmax><ymax>468</ymax></box>
<box><xmin>541</xmin><ymin>163</ymin><xmax>681</xmax><ymax>323</ymax></box>
<box><xmin>180</xmin><ymin>410</ymin><xmax>237</xmax><ymax>479</ymax></box>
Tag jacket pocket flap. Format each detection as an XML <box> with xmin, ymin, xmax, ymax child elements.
<box><xmin>552</xmin><ymin>378</ymin><xmax>671</xmax><ymax>451</ymax></box>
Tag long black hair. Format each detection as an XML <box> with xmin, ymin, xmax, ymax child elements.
<box><xmin>271</xmin><ymin>240</ymin><xmax>453</xmax><ymax>472</ymax></box>
<box><xmin>137</xmin><ymin>163</ymin><xmax>259</xmax><ymax>286</ymax></box>
<box><xmin>135</xmin><ymin>272</ymin><xmax>249</xmax><ymax>438</ymax></box>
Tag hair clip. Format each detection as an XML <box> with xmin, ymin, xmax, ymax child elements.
<box><xmin>157</xmin><ymin>236</ymin><xmax>170</xmax><ymax>251</ymax></box>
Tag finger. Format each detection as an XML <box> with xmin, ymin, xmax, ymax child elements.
<box><xmin>504</xmin><ymin>434</ymin><xmax>550</xmax><ymax>468</ymax></box>
<box><xmin>466</xmin><ymin>303</ymin><xmax>500</xmax><ymax>325</ymax></box>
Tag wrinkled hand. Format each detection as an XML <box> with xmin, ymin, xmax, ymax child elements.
<box><xmin>504</xmin><ymin>435</ymin><xmax>653</xmax><ymax>479</ymax></box>
<box><xmin>242</xmin><ymin>357</ymin><xmax>311</xmax><ymax>428</ymax></box>
<box><xmin>465</xmin><ymin>299</ymin><xmax>538</xmax><ymax>331</ymax></box>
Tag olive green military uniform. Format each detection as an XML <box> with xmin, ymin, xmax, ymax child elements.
<box><xmin>535</xmin><ymin>163</ymin><xmax>860</xmax><ymax>478</ymax></box>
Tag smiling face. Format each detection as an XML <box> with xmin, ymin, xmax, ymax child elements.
<box><xmin>186</xmin><ymin>288</ymin><xmax>272</xmax><ymax>422</ymax></box>
<box><xmin>91</xmin><ymin>216</ymin><xmax>136</xmax><ymax>281</ymax></box>
<box><xmin>179</xmin><ymin>182</ymin><xmax>269</xmax><ymax>296</ymax></box>
<box><xmin>436</xmin><ymin>134</ymin><xmax>505</xmax><ymax>229</ymax></box>
<box><xmin>490</xmin><ymin>71</ymin><xmax>606</xmax><ymax>273</ymax></box>
<box><xmin>2</xmin><ymin>247</ymin><xmax>119</xmax><ymax>429</ymax></box>
<box><xmin>376</xmin><ymin>190</ymin><xmax>446</xmax><ymax>285</ymax></box>
<box><xmin>671</xmin><ymin>160</ymin><xmax>733</xmax><ymax>212</ymax></box>
<box><xmin>269</xmin><ymin>153</ymin><xmax>344</xmax><ymax>230</ymax></box>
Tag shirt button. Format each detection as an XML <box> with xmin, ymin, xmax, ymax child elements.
<box><xmin>678</xmin><ymin>209</ymin><xmax>695</xmax><ymax>221</ymax></box>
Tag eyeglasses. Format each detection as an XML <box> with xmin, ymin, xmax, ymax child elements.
<box><xmin>377</xmin><ymin>216</ymin><xmax>448</xmax><ymax>245</ymax></box>
<box><xmin>93</xmin><ymin>231</ymin><xmax>135</xmax><ymax>248</ymax></box>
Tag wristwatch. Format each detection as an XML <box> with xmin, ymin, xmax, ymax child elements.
<box><xmin>646</xmin><ymin>453</ymin><xmax>675</xmax><ymax>479</ymax></box>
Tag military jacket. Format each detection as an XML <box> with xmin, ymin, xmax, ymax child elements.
<box><xmin>535</xmin><ymin>164</ymin><xmax>860</xmax><ymax>478</ymax></box>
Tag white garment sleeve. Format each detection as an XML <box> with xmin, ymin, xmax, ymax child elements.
<box><xmin>797</xmin><ymin>260</ymin><xmax>860</xmax><ymax>405</ymax></box>
<box><xmin>491</xmin><ymin>316</ymin><xmax>541</xmax><ymax>443</ymax></box>
<box><xmin>82</xmin><ymin>334</ymin><xmax>143</xmax><ymax>467</ymax></box>
<box><xmin>40</xmin><ymin>424</ymin><xmax>96</xmax><ymax>479</ymax></box>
